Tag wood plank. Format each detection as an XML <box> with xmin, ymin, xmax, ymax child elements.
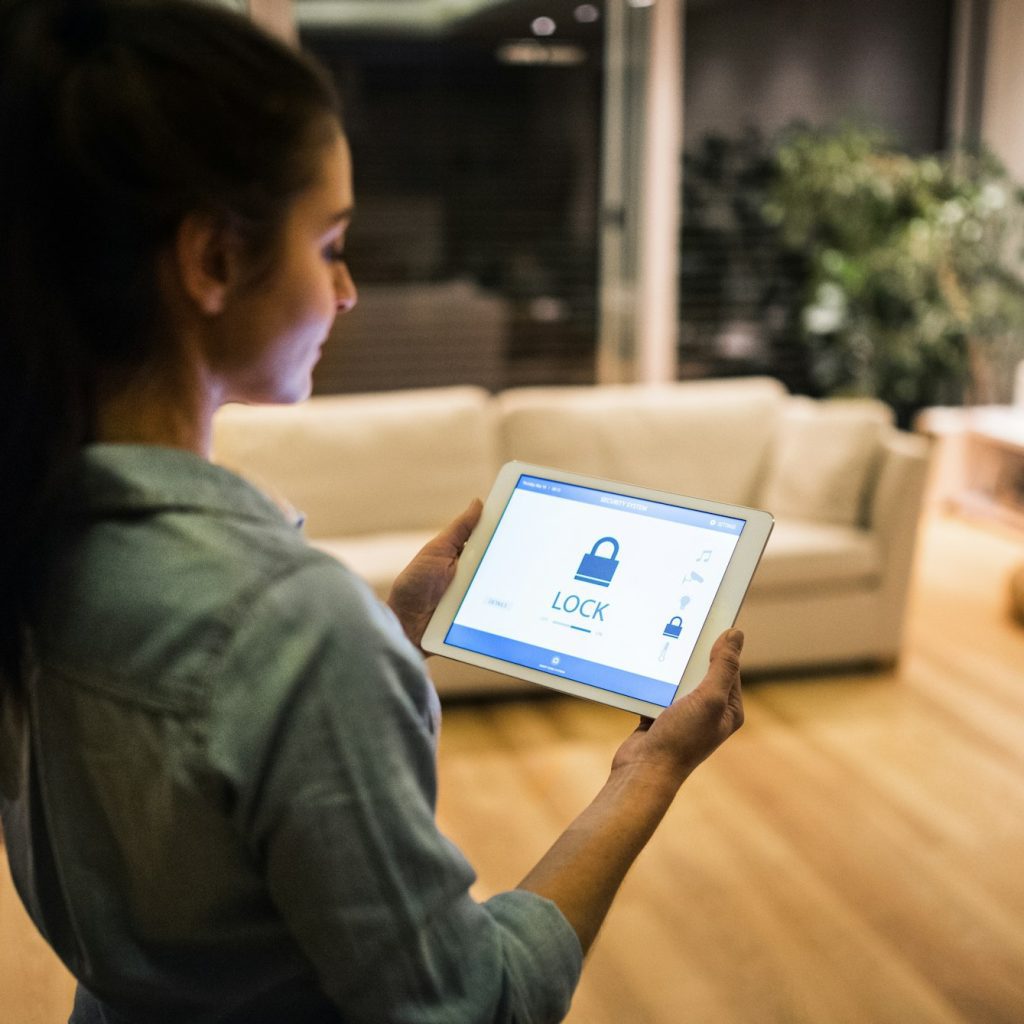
<box><xmin>0</xmin><ymin>853</ymin><xmax>77</xmax><ymax>1023</ymax></box>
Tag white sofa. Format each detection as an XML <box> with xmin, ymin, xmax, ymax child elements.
<box><xmin>212</xmin><ymin>377</ymin><xmax>931</xmax><ymax>695</ymax></box>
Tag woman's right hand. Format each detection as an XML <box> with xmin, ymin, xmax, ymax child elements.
<box><xmin>610</xmin><ymin>628</ymin><xmax>745</xmax><ymax>789</ymax></box>
<box><xmin>517</xmin><ymin>628</ymin><xmax>745</xmax><ymax>954</ymax></box>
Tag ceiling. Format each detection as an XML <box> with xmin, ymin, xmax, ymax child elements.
<box><xmin>295</xmin><ymin>0</ymin><xmax>522</xmax><ymax>33</ymax></box>
<box><xmin>294</xmin><ymin>0</ymin><xmax>732</xmax><ymax>37</ymax></box>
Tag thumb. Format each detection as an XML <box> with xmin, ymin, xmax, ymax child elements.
<box><xmin>439</xmin><ymin>498</ymin><xmax>483</xmax><ymax>554</ymax></box>
<box><xmin>695</xmin><ymin>629</ymin><xmax>744</xmax><ymax>699</ymax></box>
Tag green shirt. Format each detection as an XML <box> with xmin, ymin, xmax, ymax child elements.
<box><xmin>0</xmin><ymin>444</ymin><xmax>581</xmax><ymax>1023</ymax></box>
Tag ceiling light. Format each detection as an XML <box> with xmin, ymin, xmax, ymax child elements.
<box><xmin>531</xmin><ymin>16</ymin><xmax>557</xmax><ymax>36</ymax></box>
<box><xmin>496</xmin><ymin>40</ymin><xmax>587</xmax><ymax>66</ymax></box>
<box><xmin>574</xmin><ymin>4</ymin><xmax>601</xmax><ymax>22</ymax></box>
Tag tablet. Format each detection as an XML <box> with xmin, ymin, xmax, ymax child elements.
<box><xmin>422</xmin><ymin>462</ymin><xmax>774</xmax><ymax>718</ymax></box>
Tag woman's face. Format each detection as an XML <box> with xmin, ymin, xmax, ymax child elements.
<box><xmin>218</xmin><ymin>128</ymin><xmax>357</xmax><ymax>405</ymax></box>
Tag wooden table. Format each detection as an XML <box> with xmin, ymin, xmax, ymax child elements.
<box><xmin>954</xmin><ymin>407</ymin><xmax>1024</xmax><ymax>529</ymax></box>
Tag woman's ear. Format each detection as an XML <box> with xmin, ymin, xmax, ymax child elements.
<box><xmin>172</xmin><ymin>212</ymin><xmax>240</xmax><ymax>316</ymax></box>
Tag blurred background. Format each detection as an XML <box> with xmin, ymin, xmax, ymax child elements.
<box><xmin>5</xmin><ymin>4</ymin><xmax>1024</xmax><ymax>1023</ymax></box>
<box><xmin>273</xmin><ymin>0</ymin><xmax>1024</xmax><ymax>429</ymax></box>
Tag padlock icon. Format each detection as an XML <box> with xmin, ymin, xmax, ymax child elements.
<box><xmin>663</xmin><ymin>616</ymin><xmax>683</xmax><ymax>638</ymax></box>
<box><xmin>574</xmin><ymin>537</ymin><xmax>620</xmax><ymax>587</ymax></box>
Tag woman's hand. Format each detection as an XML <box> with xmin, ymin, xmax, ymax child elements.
<box><xmin>611</xmin><ymin>628</ymin><xmax>745</xmax><ymax>789</ymax></box>
<box><xmin>387</xmin><ymin>499</ymin><xmax>483</xmax><ymax>654</ymax></box>
<box><xmin>518</xmin><ymin>628</ymin><xmax>745</xmax><ymax>953</ymax></box>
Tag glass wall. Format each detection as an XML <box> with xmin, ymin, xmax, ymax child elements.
<box><xmin>301</xmin><ymin>3</ymin><xmax>604</xmax><ymax>394</ymax></box>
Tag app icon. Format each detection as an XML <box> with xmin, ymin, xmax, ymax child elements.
<box><xmin>663</xmin><ymin>616</ymin><xmax>683</xmax><ymax>638</ymax></box>
<box><xmin>575</xmin><ymin>537</ymin><xmax>620</xmax><ymax>588</ymax></box>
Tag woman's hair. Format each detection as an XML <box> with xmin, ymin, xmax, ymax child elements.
<box><xmin>0</xmin><ymin>0</ymin><xmax>341</xmax><ymax>690</ymax></box>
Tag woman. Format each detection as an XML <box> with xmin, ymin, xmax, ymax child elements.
<box><xmin>0</xmin><ymin>1</ymin><xmax>746</xmax><ymax>1021</ymax></box>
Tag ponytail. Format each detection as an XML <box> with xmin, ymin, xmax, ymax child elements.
<box><xmin>0</xmin><ymin>0</ymin><xmax>340</xmax><ymax>691</ymax></box>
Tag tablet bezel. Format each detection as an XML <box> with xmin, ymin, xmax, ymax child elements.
<box><xmin>422</xmin><ymin>461</ymin><xmax>774</xmax><ymax>718</ymax></box>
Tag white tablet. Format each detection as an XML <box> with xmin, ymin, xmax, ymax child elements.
<box><xmin>423</xmin><ymin>462</ymin><xmax>774</xmax><ymax>718</ymax></box>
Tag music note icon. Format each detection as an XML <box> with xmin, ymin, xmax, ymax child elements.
<box><xmin>697</xmin><ymin>549</ymin><xmax>712</xmax><ymax>563</ymax></box>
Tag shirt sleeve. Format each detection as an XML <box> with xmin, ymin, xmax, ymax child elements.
<box><xmin>209</xmin><ymin>556</ymin><xmax>582</xmax><ymax>1024</ymax></box>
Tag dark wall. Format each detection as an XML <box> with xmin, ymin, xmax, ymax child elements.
<box><xmin>308</xmin><ymin>35</ymin><xmax>601</xmax><ymax>290</ymax></box>
<box><xmin>685</xmin><ymin>0</ymin><xmax>954</xmax><ymax>152</ymax></box>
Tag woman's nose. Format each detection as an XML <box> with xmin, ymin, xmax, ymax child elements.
<box><xmin>335</xmin><ymin>260</ymin><xmax>357</xmax><ymax>314</ymax></box>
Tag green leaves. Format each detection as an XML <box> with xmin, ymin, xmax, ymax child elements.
<box><xmin>767</xmin><ymin>125</ymin><xmax>1024</xmax><ymax>412</ymax></box>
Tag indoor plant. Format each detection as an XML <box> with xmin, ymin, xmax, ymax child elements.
<box><xmin>763</xmin><ymin>125</ymin><xmax>1024</xmax><ymax>425</ymax></box>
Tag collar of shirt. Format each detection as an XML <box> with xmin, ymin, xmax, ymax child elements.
<box><xmin>70</xmin><ymin>444</ymin><xmax>306</xmax><ymax>530</ymax></box>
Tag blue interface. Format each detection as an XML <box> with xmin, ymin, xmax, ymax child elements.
<box><xmin>444</xmin><ymin>474</ymin><xmax>746</xmax><ymax>707</ymax></box>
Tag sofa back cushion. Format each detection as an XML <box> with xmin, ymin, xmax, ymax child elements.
<box><xmin>758</xmin><ymin>397</ymin><xmax>894</xmax><ymax>527</ymax></box>
<box><xmin>496</xmin><ymin>377</ymin><xmax>787</xmax><ymax>505</ymax></box>
<box><xmin>212</xmin><ymin>387</ymin><xmax>496</xmax><ymax>537</ymax></box>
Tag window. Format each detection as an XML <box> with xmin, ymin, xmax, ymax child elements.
<box><xmin>301</xmin><ymin>3</ymin><xmax>604</xmax><ymax>393</ymax></box>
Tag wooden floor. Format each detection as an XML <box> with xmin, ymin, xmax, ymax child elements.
<box><xmin>3</xmin><ymin>511</ymin><xmax>1023</xmax><ymax>1023</ymax></box>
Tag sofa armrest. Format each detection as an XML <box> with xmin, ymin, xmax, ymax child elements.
<box><xmin>869</xmin><ymin>430</ymin><xmax>932</xmax><ymax>534</ymax></box>
<box><xmin>867</xmin><ymin>429</ymin><xmax>933</xmax><ymax>657</ymax></box>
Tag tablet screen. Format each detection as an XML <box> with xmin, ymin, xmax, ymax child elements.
<box><xmin>443</xmin><ymin>473</ymin><xmax>746</xmax><ymax>708</ymax></box>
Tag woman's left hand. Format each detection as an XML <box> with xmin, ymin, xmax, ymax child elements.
<box><xmin>387</xmin><ymin>499</ymin><xmax>483</xmax><ymax>654</ymax></box>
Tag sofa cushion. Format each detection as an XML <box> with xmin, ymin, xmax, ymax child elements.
<box><xmin>212</xmin><ymin>387</ymin><xmax>496</xmax><ymax>538</ymax></box>
<box><xmin>497</xmin><ymin>377</ymin><xmax>786</xmax><ymax>505</ymax></box>
<box><xmin>759</xmin><ymin>397</ymin><xmax>893</xmax><ymax>527</ymax></box>
<box><xmin>311</xmin><ymin>532</ymin><xmax>435</xmax><ymax>600</ymax></box>
<box><xmin>750</xmin><ymin>518</ymin><xmax>882</xmax><ymax>593</ymax></box>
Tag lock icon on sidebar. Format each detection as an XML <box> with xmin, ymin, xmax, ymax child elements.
<box><xmin>663</xmin><ymin>616</ymin><xmax>683</xmax><ymax>638</ymax></box>
<box><xmin>575</xmin><ymin>537</ymin><xmax>620</xmax><ymax>587</ymax></box>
